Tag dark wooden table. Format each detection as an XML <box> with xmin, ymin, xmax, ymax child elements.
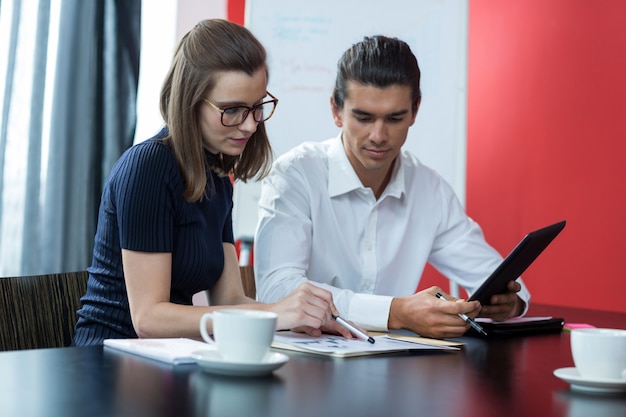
<box><xmin>1</xmin><ymin>304</ymin><xmax>624</xmax><ymax>417</ymax></box>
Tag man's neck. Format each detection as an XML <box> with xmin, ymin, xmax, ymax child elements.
<box><xmin>358</xmin><ymin>162</ymin><xmax>394</xmax><ymax>200</ymax></box>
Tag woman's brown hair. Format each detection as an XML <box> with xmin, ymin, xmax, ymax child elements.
<box><xmin>159</xmin><ymin>19</ymin><xmax>273</xmax><ymax>202</ymax></box>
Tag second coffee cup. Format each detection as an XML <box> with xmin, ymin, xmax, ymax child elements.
<box><xmin>199</xmin><ymin>309</ymin><xmax>277</xmax><ymax>363</ymax></box>
<box><xmin>570</xmin><ymin>328</ymin><xmax>626</xmax><ymax>379</ymax></box>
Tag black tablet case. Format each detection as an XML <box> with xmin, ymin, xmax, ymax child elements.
<box><xmin>467</xmin><ymin>317</ymin><xmax>565</xmax><ymax>337</ymax></box>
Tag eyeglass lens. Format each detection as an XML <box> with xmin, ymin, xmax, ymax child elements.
<box><xmin>222</xmin><ymin>100</ymin><xmax>276</xmax><ymax>126</ymax></box>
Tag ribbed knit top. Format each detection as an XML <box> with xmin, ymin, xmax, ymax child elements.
<box><xmin>72</xmin><ymin>133</ymin><xmax>233</xmax><ymax>345</ymax></box>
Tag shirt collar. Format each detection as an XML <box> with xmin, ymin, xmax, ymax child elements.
<box><xmin>328</xmin><ymin>134</ymin><xmax>406</xmax><ymax>200</ymax></box>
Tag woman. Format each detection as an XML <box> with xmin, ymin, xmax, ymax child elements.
<box><xmin>72</xmin><ymin>19</ymin><xmax>348</xmax><ymax>346</ymax></box>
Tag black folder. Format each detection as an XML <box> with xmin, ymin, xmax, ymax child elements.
<box><xmin>467</xmin><ymin>317</ymin><xmax>565</xmax><ymax>337</ymax></box>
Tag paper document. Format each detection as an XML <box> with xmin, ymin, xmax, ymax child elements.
<box><xmin>272</xmin><ymin>332</ymin><xmax>460</xmax><ymax>358</ymax></box>
<box><xmin>384</xmin><ymin>334</ymin><xmax>464</xmax><ymax>347</ymax></box>
<box><xmin>104</xmin><ymin>338</ymin><xmax>211</xmax><ymax>365</ymax></box>
<box><xmin>476</xmin><ymin>316</ymin><xmax>553</xmax><ymax>324</ymax></box>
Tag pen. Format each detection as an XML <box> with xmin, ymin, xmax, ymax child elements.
<box><xmin>333</xmin><ymin>315</ymin><xmax>375</xmax><ymax>344</ymax></box>
<box><xmin>435</xmin><ymin>292</ymin><xmax>488</xmax><ymax>336</ymax></box>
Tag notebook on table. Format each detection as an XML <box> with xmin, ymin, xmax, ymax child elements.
<box><xmin>104</xmin><ymin>338</ymin><xmax>209</xmax><ymax>364</ymax></box>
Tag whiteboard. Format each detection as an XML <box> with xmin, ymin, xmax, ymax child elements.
<box><xmin>234</xmin><ymin>0</ymin><xmax>468</xmax><ymax>240</ymax></box>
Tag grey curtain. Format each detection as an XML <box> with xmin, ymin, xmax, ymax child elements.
<box><xmin>40</xmin><ymin>0</ymin><xmax>141</xmax><ymax>274</ymax></box>
<box><xmin>0</xmin><ymin>0</ymin><xmax>141</xmax><ymax>275</ymax></box>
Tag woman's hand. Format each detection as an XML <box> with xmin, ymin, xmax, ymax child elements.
<box><xmin>269</xmin><ymin>282</ymin><xmax>353</xmax><ymax>338</ymax></box>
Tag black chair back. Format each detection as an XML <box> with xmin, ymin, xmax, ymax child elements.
<box><xmin>0</xmin><ymin>271</ymin><xmax>88</xmax><ymax>350</ymax></box>
<box><xmin>240</xmin><ymin>265</ymin><xmax>256</xmax><ymax>299</ymax></box>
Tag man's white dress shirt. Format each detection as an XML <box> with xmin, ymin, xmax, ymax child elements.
<box><xmin>254</xmin><ymin>136</ymin><xmax>530</xmax><ymax>331</ymax></box>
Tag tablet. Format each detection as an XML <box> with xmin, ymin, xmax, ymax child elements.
<box><xmin>468</xmin><ymin>220</ymin><xmax>566</xmax><ymax>305</ymax></box>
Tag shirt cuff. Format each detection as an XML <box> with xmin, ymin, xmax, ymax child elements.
<box><xmin>516</xmin><ymin>283</ymin><xmax>531</xmax><ymax>316</ymax></box>
<box><xmin>348</xmin><ymin>293</ymin><xmax>393</xmax><ymax>331</ymax></box>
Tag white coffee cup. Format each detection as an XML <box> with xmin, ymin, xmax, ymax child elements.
<box><xmin>570</xmin><ymin>328</ymin><xmax>626</xmax><ymax>379</ymax></box>
<box><xmin>199</xmin><ymin>309</ymin><xmax>277</xmax><ymax>363</ymax></box>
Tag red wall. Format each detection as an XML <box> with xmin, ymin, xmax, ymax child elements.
<box><xmin>227</xmin><ymin>0</ymin><xmax>245</xmax><ymax>24</ymax></box>
<box><xmin>466</xmin><ymin>0</ymin><xmax>626</xmax><ymax>313</ymax></box>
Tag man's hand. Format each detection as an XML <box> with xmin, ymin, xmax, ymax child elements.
<box><xmin>388</xmin><ymin>287</ymin><xmax>481</xmax><ymax>339</ymax></box>
<box><xmin>478</xmin><ymin>280</ymin><xmax>525</xmax><ymax>321</ymax></box>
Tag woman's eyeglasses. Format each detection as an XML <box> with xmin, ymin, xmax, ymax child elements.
<box><xmin>204</xmin><ymin>91</ymin><xmax>278</xmax><ymax>127</ymax></box>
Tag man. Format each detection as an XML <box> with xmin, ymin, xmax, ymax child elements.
<box><xmin>254</xmin><ymin>35</ymin><xmax>529</xmax><ymax>339</ymax></box>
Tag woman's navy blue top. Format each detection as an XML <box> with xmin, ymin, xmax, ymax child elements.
<box><xmin>72</xmin><ymin>134</ymin><xmax>234</xmax><ymax>346</ymax></box>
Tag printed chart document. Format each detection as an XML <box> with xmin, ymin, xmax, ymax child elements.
<box><xmin>272</xmin><ymin>332</ymin><xmax>460</xmax><ymax>358</ymax></box>
<box><xmin>104</xmin><ymin>338</ymin><xmax>211</xmax><ymax>365</ymax></box>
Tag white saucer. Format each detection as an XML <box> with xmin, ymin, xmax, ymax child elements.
<box><xmin>554</xmin><ymin>367</ymin><xmax>626</xmax><ymax>394</ymax></box>
<box><xmin>192</xmin><ymin>350</ymin><xmax>289</xmax><ymax>377</ymax></box>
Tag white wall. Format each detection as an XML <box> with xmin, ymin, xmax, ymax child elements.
<box><xmin>235</xmin><ymin>0</ymin><xmax>469</xmax><ymax>241</ymax></box>
<box><xmin>134</xmin><ymin>0</ymin><xmax>227</xmax><ymax>144</ymax></box>
<box><xmin>176</xmin><ymin>0</ymin><xmax>227</xmax><ymax>40</ymax></box>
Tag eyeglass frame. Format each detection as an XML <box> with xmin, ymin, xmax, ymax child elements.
<box><xmin>203</xmin><ymin>91</ymin><xmax>279</xmax><ymax>127</ymax></box>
